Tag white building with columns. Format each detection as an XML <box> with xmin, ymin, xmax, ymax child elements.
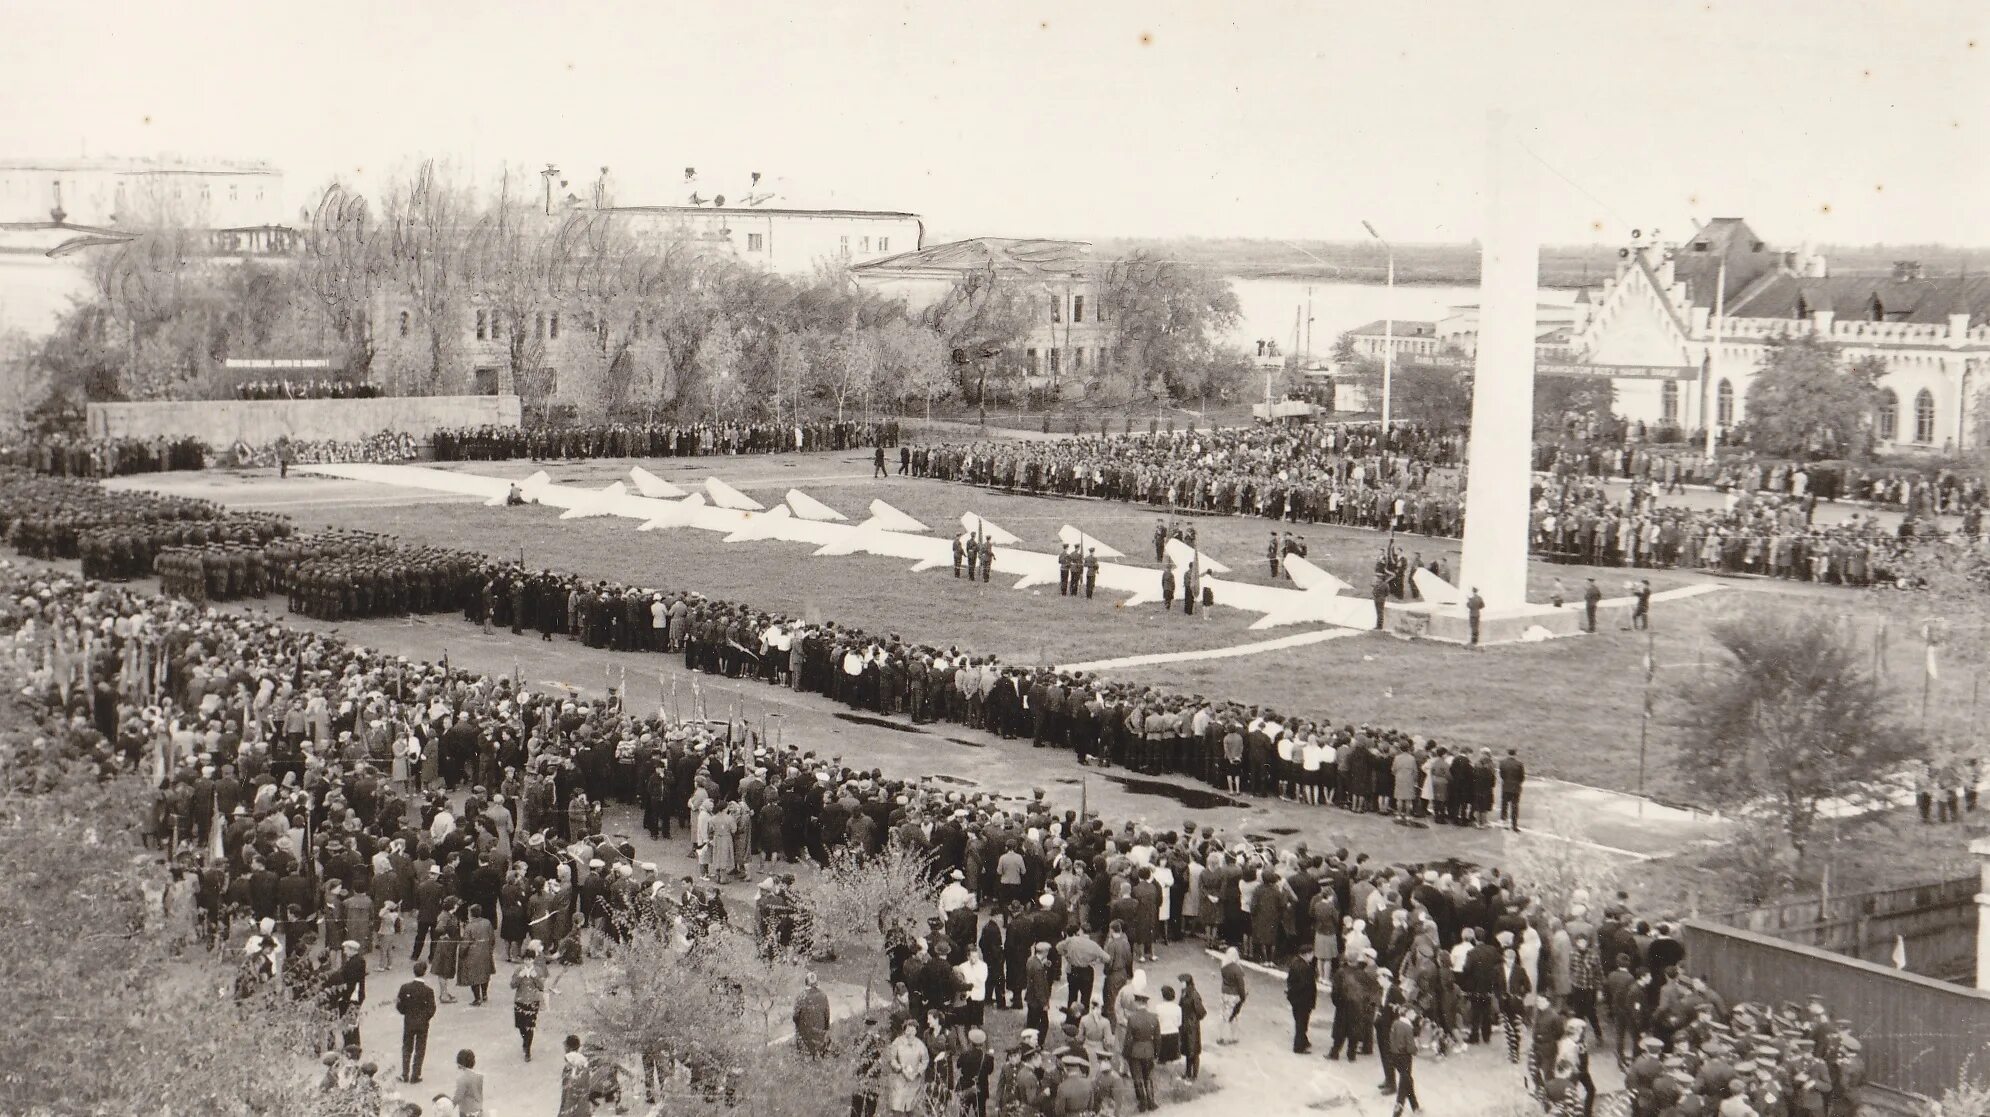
<box><xmin>1573</xmin><ymin>218</ymin><xmax>1990</xmax><ymax>452</ymax></box>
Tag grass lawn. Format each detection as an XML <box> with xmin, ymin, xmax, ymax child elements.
<box><xmin>248</xmin><ymin>452</ymin><xmax>1977</xmax><ymax>810</ymax></box>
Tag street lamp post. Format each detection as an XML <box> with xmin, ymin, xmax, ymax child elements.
<box><xmin>1363</xmin><ymin>221</ymin><xmax>1395</xmax><ymax>435</ymax></box>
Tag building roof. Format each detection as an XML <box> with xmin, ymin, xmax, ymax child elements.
<box><xmin>852</xmin><ymin>237</ymin><xmax>1094</xmax><ymax>279</ymax></box>
<box><xmin>608</xmin><ymin>205</ymin><xmax>919</xmax><ymax>221</ymax></box>
<box><xmin>0</xmin><ymin>155</ymin><xmax>278</xmax><ymax>176</ymax></box>
<box><xmin>1727</xmin><ymin>273</ymin><xmax>1990</xmax><ymax>326</ymax></box>
<box><xmin>1345</xmin><ymin>319</ymin><xmax>1437</xmax><ymax>338</ymax></box>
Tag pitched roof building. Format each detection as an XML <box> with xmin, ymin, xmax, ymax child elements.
<box><xmin>1569</xmin><ymin>218</ymin><xmax>1989</xmax><ymax>451</ymax></box>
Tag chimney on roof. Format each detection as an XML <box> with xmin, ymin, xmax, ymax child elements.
<box><xmin>1892</xmin><ymin>260</ymin><xmax>1924</xmax><ymax>282</ymax></box>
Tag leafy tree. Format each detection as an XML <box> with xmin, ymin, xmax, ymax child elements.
<box><xmin>1330</xmin><ymin>330</ymin><xmax>1359</xmax><ymax>365</ymax></box>
<box><xmin>0</xmin><ymin>694</ymin><xmax>338</xmax><ymax>1113</ymax></box>
<box><xmin>1742</xmin><ymin>335</ymin><xmax>1880</xmax><ymax>460</ymax></box>
<box><xmin>1534</xmin><ymin>374</ymin><xmax>1617</xmax><ymax>437</ymax></box>
<box><xmin>1342</xmin><ymin>357</ymin><xmax>1472</xmax><ymax>429</ymax></box>
<box><xmin>789</xmin><ymin>843</ymin><xmax>939</xmax><ymax>968</ymax></box>
<box><xmin>922</xmin><ymin>265</ymin><xmax>1037</xmax><ymax>409</ymax></box>
<box><xmin>1100</xmin><ymin>250</ymin><xmax>1246</xmax><ymax>405</ymax></box>
<box><xmin>581</xmin><ymin>915</ymin><xmax>864</xmax><ymax>1117</ymax></box>
<box><xmin>1668</xmin><ymin>606</ymin><xmax>1922</xmax><ymax>866</ymax></box>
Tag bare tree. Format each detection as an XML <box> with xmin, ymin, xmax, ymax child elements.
<box><xmin>380</xmin><ymin>161</ymin><xmax>471</xmax><ymax>395</ymax></box>
<box><xmin>304</xmin><ymin>182</ymin><xmax>383</xmax><ymax>378</ymax></box>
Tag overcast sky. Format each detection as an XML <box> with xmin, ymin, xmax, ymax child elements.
<box><xmin>3</xmin><ymin>1</ymin><xmax>1986</xmax><ymax>248</ymax></box>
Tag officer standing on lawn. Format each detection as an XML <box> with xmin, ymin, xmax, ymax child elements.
<box><xmin>873</xmin><ymin>445</ymin><xmax>888</xmax><ymax>478</ymax></box>
<box><xmin>963</xmin><ymin>535</ymin><xmax>979</xmax><ymax>585</ymax></box>
<box><xmin>1161</xmin><ymin>564</ymin><xmax>1176</xmax><ymax>611</ymax></box>
<box><xmin>1058</xmin><ymin>544</ymin><xmax>1074</xmax><ymax>596</ymax></box>
<box><xmin>1583</xmin><ymin>578</ymin><xmax>1602</xmax><ymax>633</ymax></box>
<box><xmin>979</xmin><ymin>537</ymin><xmax>994</xmax><ymax>582</ymax></box>
<box><xmin>1083</xmin><ymin>548</ymin><xmax>1099</xmax><ymax>599</ymax></box>
<box><xmin>953</xmin><ymin>534</ymin><xmax>966</xmax><ymax>579</ymax></box>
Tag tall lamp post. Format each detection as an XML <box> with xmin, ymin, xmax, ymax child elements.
<box><xmin>1363</xmin><ymin>221</ymin><xmax>1395</xmax><ymax>434</ymax></box>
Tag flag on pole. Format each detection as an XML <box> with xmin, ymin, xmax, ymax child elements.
<box><xmin>1891</xmin><ymin>934</ymin><xmax>1908</xmax><ymax>970</ymax></box>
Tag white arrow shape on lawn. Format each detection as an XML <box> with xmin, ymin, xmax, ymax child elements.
<box><xmin>704</xmin><ymin>477</ymin><xmax>764</xmax><ymax>511</ymax></box>
<box><xmin>785</xmin><ymin>489</ymin><xmax>847</xmax><ymax>522</ymax></box>
<box><xmin>628</xmin><ymin>466</ymin><xmax>688</xmax><ymax>499</ymax></box>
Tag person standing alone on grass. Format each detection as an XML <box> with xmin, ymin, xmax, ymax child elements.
<box><xmin>874</xmin><ymin>446</ymin><xmax>888</xmax><ymax>478</ymax></box>
<box><xmin>1466</xmin><ymin>587</ymin><xmax>1485</xmax><ymax>646</ymax></box>
<box><xmin>1583</xmin><ymin>578</ymin><xmax>1602</xmax><ymax>633</ymax></box>
<box><xmin>1632</xmin><ymin>579</ymin><xmax>1651</xmax><ymax>631</ymax></box>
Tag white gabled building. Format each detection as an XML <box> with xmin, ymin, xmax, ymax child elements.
<box><xmin>1572</xmin><ymin>218</ymin><xmax>1990</xmax><ymax>451</ymax></box>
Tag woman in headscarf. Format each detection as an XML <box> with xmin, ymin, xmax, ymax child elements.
<box><xmin>1217</xmin><ymin>946</ymin><xmax>1247</xmax><ymax>1045</ymax></box>
<box><xmin>457</xmin><ymin>903</ymin><xmax>497</xmax><ymax>1006</ymax></box>
<box><xmin>884</xmin><ymin>1020</ymin><xmax>929</xmax><ymax>1115</ymax></box>
<box><xmin>429</xmin><ymin>898</ymin><xmax>463</xmax><ymax>1003</ymax></box>
<box><xmin>1176</xmin><ymin>973</ymin><xmax>1206</xmax><ymax>1080</ymax></box>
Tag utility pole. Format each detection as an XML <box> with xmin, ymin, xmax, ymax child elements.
<box><xmin>1364</xmin><ymin>221</ymin><xmax>1396</xmax><ymax>431</ymax></box>
<box><xmin>1704</xmin><ymin>258</ymin><xmax>1726</xmax><ymax>461</ymax></box>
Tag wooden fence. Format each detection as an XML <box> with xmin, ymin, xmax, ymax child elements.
<box><xmin>1703</xmin><ymin>875</ymin><xmax>1978</xmax><ymax>978</ymax></box>
<box><xmin>1681</xmin><ymin>918</ymin><xmax>1990</xmax><ymax>1100</ymax></box>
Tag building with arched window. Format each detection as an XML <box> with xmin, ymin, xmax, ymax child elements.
<box><xmin>1914</xmin><ymin>388</ymin><xmax>1937</xmax><ymax>444</ymax></box>
<box><xmin>1569</xmin><ymin>217</ymin><xmax>1990</xmax><ymax>453</ymax></box>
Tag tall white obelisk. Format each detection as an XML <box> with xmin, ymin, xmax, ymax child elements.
<box><xmin>1457</xmin><ymin>110</ymin><xmax>1538</xmax><ymax>611</ymax></box>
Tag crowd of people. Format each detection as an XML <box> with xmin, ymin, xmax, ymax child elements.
<box><xmin>1</xmin><ymin>546</ymin><xmax>1877</xmax><ymax>1117</ymax></box>
<box><xmin>0</xmin><ymin>471</ymin><xmax>288</xmax><ymax>578</ymax></box>
<box><xmin>904</xmin><ymin>424</ymin><xmax>1984</xmax><ymax>592</ymax></box>
<box><xmin>1528</xmin><ymin>480</ymin><xmax>1954</xmax><ymax>586</ymax></box>
<box><xmin>432</xmin><ymin>419</ymin><xmax>900</xmax><ymax>463</ymax></box>
<box><xmin>909</xmin><ymin>424</ymin><xmax>1463</xmax><ymax>536</ymax></box>
<box><xmin>236</xmin><ymin>379</ymin><xmax>384</xmax><ymax>400</ymax></box>
<box><xmin>0</xmin><ymin>433</ymin><xmax>208</xmax><ymax>477</ymax></box>
<box><xmin>1538</xmin><ymin>439</ymin><xmax>1990</xmax><ymax>518</ymax></box>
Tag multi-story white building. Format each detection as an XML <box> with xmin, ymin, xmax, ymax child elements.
<box><xmin>850</xmin><ymin>238</ymin><xmax>1109</xmax><ymax>385</ymax></box>
<box><xmin>1573</xmin><ymin>218</ymin><xmax>1990</xmax><ymax>451</ymax></box>
<box><xmin>1339</xmin><ymin>217</ymin><xmax>1990</xmax><ymax>452</ymax></box>
<box><xmin>0</xmin><ymin>156</ymin><xmax>286</xmax><ymax>229</ymax></box>
<box><xmin>608</xmin><ymin>205</ymin><xmax>923</xmax><ymax>277</ymax></box>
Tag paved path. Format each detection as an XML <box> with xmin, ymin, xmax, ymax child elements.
<box><xmin>1060</xmin><ymin>629</ymin><xmax>1362</xmax><ymax>673</ymax></box>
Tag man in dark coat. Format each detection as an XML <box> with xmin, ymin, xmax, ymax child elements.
<box><xmin>1287</xmin><ymin>944</ymin><xmax>1320</xmax><ymax>1053</ymax></box>
<box><xmin>396</xmin><ymin>960</ymin><xmax>437</xmax><ymax>1082</ymax></box>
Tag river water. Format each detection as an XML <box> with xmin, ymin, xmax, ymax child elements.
<box><xmin>1225</xmin><ymin>276</ymin><xmax>1574</xmax><ymax>360</ymax></box>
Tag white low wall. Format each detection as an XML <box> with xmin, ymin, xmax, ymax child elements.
<box><xmin>86</xmin><ymin>395</ymin><xmax>521</xmax><ymax>444</ymax></box>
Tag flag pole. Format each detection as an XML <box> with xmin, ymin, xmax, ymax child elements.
<box><xmin>1637</xmin><ymin>629</ymin><xmax>1655</xmax><ymax>818</ymax></box>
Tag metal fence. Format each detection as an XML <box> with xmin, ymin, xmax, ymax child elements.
<box><xmin>1704</xmin><ymin>875</ymin><xmax>1978</xmax><ymax>979</ymax></box>
<box><xmin>1682</xmin><ymin>918</ymin><xmax>1990</xmax><ymax>1099</ymax></box>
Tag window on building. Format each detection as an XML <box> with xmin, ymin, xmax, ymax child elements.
<box><xmin>535</xmin><ymin>312</ymin><xmax>546</xmax><ymax>340</ymax></box>
<box><xmin>746</xmin><ymin>233</ymin><xmax>764</xmax><ymax>252</ymax></box>
<box><xmin>1075</xmin><ymin>348</ymin><xmax>1086</xmax><ymax>371</ymax></box>
<box><xmin>1052</xmin><ymin>296</ymin><xmax>1062</xmax><ymax>324</ymax></box>
<box><xmin>839</xmin><ymin>235</ymin><xmax>849</xmax><ymax>255</ymax></box>
<box><xmin>492</xmin><ymin>313</ymin><xmax>503</xmax><ymax>341</ymax></box>
<box><xmin>398</xmin><ymin>311</ymin><xmax>410</xmax><ymax>338</ymax></box>
<box><xmin>1049</xmin><ymin>348</ymin><xmax>1061</xmax><ymax>374</ymax></box>
<box><xmin>1660</xmin><ymin>379</ymin><xmax>1678</xmax><ymax>422</ymax></box>
<box><xmin>878</xmin><ymin>237</ymin><xmax>889</xmax><ymax>253</ymax></box>
<box><xmin>1876</xmin><ymin>388</ymin><xmax>1898</xmax><ymax>441</ymax></box>
<box><xmin>475</xmin><ymin>310</ymin><xmax>488</xmax><ymax>341</ymax></box>
<box><xmin>1026</xmin><ymin>348</ymin><xmax>1038</xmax><ymax>372</ymax></box>
<box><xmin>1914</xmin><ymin>388</ymin><xmax>1936</xmax><ymax>443</ymax></box>
<box><xmin>1073</xmin><ymin>295</ymin><xmax>1085</xmax><ymax>323</ymax></box>
<box><xmin>860</xmin><ymin>236</ymin><xmax>870</xmax><ymax>252</ymax></box>
<box><xmin>1716</xmin><ymin>379</ymin><xmax>1734</xmax><ymax>428</ymax></box>
<box><xmin>549</xmin><ymin>312</ymin><xmax>560</xmax><ymax>339</ymax></box>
